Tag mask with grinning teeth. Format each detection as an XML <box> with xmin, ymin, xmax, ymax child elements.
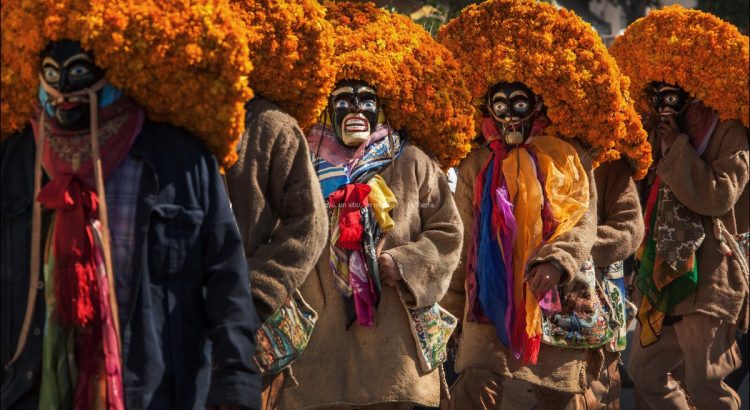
<box><xmin>328</xmin><ymin>80</ymin><xmax>379</xmax><ymax>147</ymax></box>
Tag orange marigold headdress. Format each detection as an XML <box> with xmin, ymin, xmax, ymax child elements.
<box><xmin>323</xmin><ymin>1</ymin><xmax>476</xmax><ymax>168</ymax></box>
<box><xmin>610</xmin><ymin>5</ymin><xmax>750</xmax><ymax>129</ymax></box>
<box><xmin>1</xmin><ymin>0</ymin><xmax>255</xmax><ymax>167</ymax></box>
<box><xmin>438</xmin><ymin>0</ymin><xmax>651</xmax><ymax>178</ymax></box>
<box><xmin>232</xmin><ymin>0</ymin><xmax>337</xmax><ymax>132</ymax></box>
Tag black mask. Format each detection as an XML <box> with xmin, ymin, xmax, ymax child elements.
<box><xmin>486</xmin><ymin>81</ymin><xmax>540</xmax><ymax>145</ymax></box>
<box><xmin>647</xmin><ymin>81</ymin><xmax>692</xmax><ymax>121</ymax></box>
<box><xmin>39</xmin><ymin>40</ymin><xmax>105</xmax><ymax>130</ymax></box>
<box><xmin>328</xmin><ymin>80</ymin><xmax>379</xmax><ymax>147</ymax></box>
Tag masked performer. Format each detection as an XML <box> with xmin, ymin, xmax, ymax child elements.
<box><xmin>438</xmin><ymin>0</ymin><xmax>651</xmax><ymax>408</ymax></box>
<box><xmin>503</xmin><ymin>157</ymin><xmax>647</xmax><ymax>410</ymax></box>
<box><xmin>279</xmin><ymin>3</ymin><xmax>476</xmax><ymax>409</ymax></box>
<box><xmin>1</xmin><ymin>2</ymin><xmax>262</xmax><ymax>408</ymax></box>
<box><xmin>611</xmin><ymin>6</ymin><xmax>749</xmax><ymax>409</ymax></box>
<box><xmin>224</xmin><ymin>1</ymin><xmax>334</xmax><ymax>406</ymax></box>
<box><xmin>502</xmin><ymin>161</ymin><xmax>646</xmax><ymax>410</ymax></box>
<box><xmin>586</xmin><ymin>158</ymin><xmax>644</xmax><ymax>409</ymax></box>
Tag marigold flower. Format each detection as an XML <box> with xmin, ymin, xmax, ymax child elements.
<box><xmin>438</xmin><ymin>0</ymin><xmax>651</xmax><ymax>179</ymax></box>
<box><xmin>1</xmin><ymin>0</ymin><xmax>255</xmax><ymax>168</ymax></box>
<box><xmin>610</xmin><ymin>5</ymin><xmax>749</xmax><ymax>129</ymax></box>
<box><xmin>231</xmin><ymin>0</ymin><xmax>337</xmax><ymax>132</ymax></box>
<box><xmin>324</xmin><ymin>1</ymin><xmax>476</xmax><ymax>169</ymax></box>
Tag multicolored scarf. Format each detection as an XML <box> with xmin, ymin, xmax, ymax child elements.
<box><xmin>466</xmin><ymin>117</ymin><xmax>588</xmax><ymax>364</ymax></box>
<box><xmin>636</xmin><ymin>103</ymin><xmax>716</xmax><ymax>347</ymax></box>
<box><xmin>308</xmin><ymin>123</ymin><xmax>402</xmax><ymax>328</ymax></box>
<box><xmin>308</xmin><ymin>123</ymin><xmax>397</xmax><ymax>198</ymax></box>
<box><xmin>31</xmin><ymin>96</ymin><xmax>144</xmax><ymax>410</ymax></box>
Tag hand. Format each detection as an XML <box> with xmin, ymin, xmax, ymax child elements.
<box><xmin>641</xmin><ymin>111</ymin><xmax>659</xmax><ymax>132</ymax></box>
<box><xmin>524</xmin><ymin>262</ymin><xmax>563</xmax><ymax>300</ymax></box>
<box><xmin>377</xmin><ymin>253</ymin><xmax>401</xmax><ymax>287</ymax></box>
<box><xmin>656</xmin><ymin>115</ymin><xmax>680</xmax><ymax>149</ymax></box>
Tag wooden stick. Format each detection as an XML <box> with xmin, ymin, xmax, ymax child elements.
<box><xmin>375</xmin><ymin>234</ymin><xmax>387</xmax><ymax>257</ymax></box>
<box><xmin>88</xmin><ymin>90</ymin><xmax>121</xmax><ymax>345</ymax></box>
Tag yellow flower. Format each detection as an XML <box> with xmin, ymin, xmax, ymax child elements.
<box><xmin>1</xmin><ymin>0</ymin><xmax>255</xmax><ymax>168</ymax></box>
<box><xmin>438</xmin><ymin>0</ymin><xmax>651</xmax><ymax>179</ymax></box>
<box><xmin>610</xmin><ymin>5</ymin><xmax>749</xmax><ymax>129</ymax></box>
<box><xmin>323</xmin><ymin>1</ymin><xmax>476</xmax><ymax>169</ymax></box>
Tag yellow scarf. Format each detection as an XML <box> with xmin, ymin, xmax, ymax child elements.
<box><xmin>503</xmin><ymin>135</ymin><xmax>589</xmax><ymax>340</ymax></box>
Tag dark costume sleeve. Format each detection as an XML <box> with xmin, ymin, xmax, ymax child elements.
<box><xmin>0</xmin><ymin>130</ymin><xmax>46</xmax><ymax>409</ymax></box>
<box><xmin>591</xmin><ymin>159</ymin><xmax>644</xmax><ymax>267</ymax></box>
<box><xmin>384</xmin><ymin>147</ymin><xmax>464</xmax><ymax>309</ymax></box>
<box><xmin>656</xmin><ymin>121</ymin><xmax>749</xmax><ymax>217</ymax></box>
<box><xmin>201</xmin><ymin>153</ymin><xmax>262</xmax><ymax>409</ymax></box>
<box><xmin>247</xmin><ymin>122</ymin><xmax>328</xmax><ymax>320</ymax></box>
<box><xmin>528</xmin><ymin>139</ymin><xmax>598</xmax><ymax>283</ymax></box>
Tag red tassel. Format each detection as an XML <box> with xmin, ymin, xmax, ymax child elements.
<box><xmin>511</xmin><ymin>304</ymin><xmax>527</xmax><ymax>360</ymax></box>
<box><xmin>73</xmin><ymin>325</ymin><xmax>102</xmax><ymax>409</ymax></box>
<box><xmin>73</xmin><ymin>261</ymin><xmax>97</xmax><ymax>325</ymax></box>
<box><xmin>37</xmin><ymin>174</ymin><xmax>101</xmax><ymax>327</ymax></box>
<box><xmin>524</xmin><ymin>335</ymin><xmax>541</xmax><ymax>365</ymax></box>
<box><xmin>328</xmin><ymin>184</ymin><xmax>371</xmax><ymax>250</ymax></box>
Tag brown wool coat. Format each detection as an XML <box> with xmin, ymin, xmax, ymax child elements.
<box><xmin>652</xmin><ymin>120</ymin><xmax>750</xmax><ymax>331</ymax></box>
<box><xmin>442</xmin><ymin>138</ymin><xmax>599</xmax><ymax>394</ymax></box>
<box><xmin>592</xmin><ymin>159</ymin><xmax>644</xmax><ymax>268</ymax></box>
<box><xmin>280</xmin><ymin>143</ymin><xmax>463</xmax><ymax>409</ymax></box>
<box><xmin>225</xmin><ymin>98</ymin><xmax>328</xmax><ymax>321</ymax></box>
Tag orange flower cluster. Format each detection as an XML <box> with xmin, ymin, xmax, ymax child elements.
<box><xmin>324</xmin><ymin>1</ymin><xmax>476</xmax><ymax>168</ymax></box>
<box><xmin>438</xmin><ymin>0</ymin><xmax>651</xmax><ymax>179</ymax></box>
<box><xmin>232</xmin><ymin>0</ymin><xmax>337</xmax><ymax>132</ymax></box>
<box><xmin>1</xmin><ymin>0</ymin><xmax>255</xmax><ymax>167</ymax></box>
<box><xmin>610</xmin><ymin>5</ymin><xmax>749</xmax><ymax>128</ymax></box>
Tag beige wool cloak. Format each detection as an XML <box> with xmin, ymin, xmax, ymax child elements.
<box><xmin>647</xmin><ymin>119</ymin><xmax>750</xmax><ymax>331</ymax></box>
<box><xmin>280</xmin><ymin>143</ymin><xmax>463</xmax><ymax>409</ymax></box>
<box><xmin>442</xmin><ymin>138</ymin><xmax>599</xmax><ymax>394</ymax></box>
<box><xmin>592</xmin><ymin>159</ymin><xmax>644</xmax><ymax>268</ymax></box>
<box><xmin>225</xmin><ymin>97</ymin><xmax>328</xmax><ymax>321</ymax></box>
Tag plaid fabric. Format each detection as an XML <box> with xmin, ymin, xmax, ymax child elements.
<box><xmin>105</xmin><ymin>155</ymin><xmax>142</xmax><ymax>324</ymax></box>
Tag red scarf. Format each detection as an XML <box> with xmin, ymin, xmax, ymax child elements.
<box><xmin>329</xmin><ymin>184</ymin><xmax>372</xmax><ymax>250</ymax></box>
<box><xmin>31</xmin><ymin>97</ymin><xmax>143</xmax><ymax>326</ymax></box>
<box><xmin>31</xmin><ymin>97</ymin><xmax>143</xmax><ymax>410</ymax></box>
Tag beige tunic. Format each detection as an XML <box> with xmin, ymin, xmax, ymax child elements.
<box><xmin>225</xmin><ymin>98</ymin><xmax>328</xmax><ymax>321</ymax></box>
<box><xmin>652</xmin><ymin>120</ymin><xmax>750</xmax><ymax>331</ymax></box>
<box><xmin>443</xmin><ymin>138</ymin><xmax>599</xmax><ymax>393</ymax></box>
<box><xmin>280</xmin><ymin>143</ymin><xmax>463</xmax><ymax>409</ymax></box>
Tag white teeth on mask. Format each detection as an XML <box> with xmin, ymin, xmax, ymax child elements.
<box><xmin>344</xmin><ymin>118</ymin><xmax>369</xmax><ymax>132</ymax></box>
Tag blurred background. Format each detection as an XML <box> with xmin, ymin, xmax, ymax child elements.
<box><xmin>369</xmin><ymin>0</ymin><xmax>749</xmax><ymax>44</ymax></box>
